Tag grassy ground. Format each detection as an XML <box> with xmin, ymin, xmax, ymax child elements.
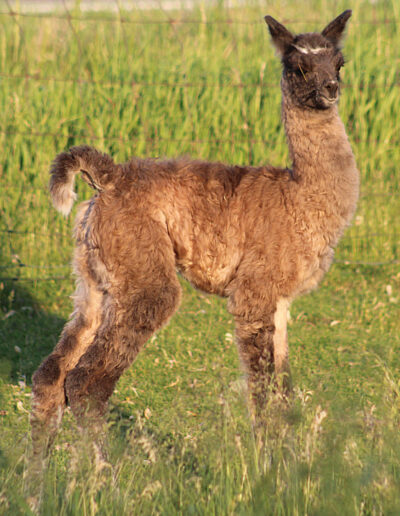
<box><xmin>0</xmin><ymin>0</ymin><xmax>399</xmax><ymax>513</ymax></box>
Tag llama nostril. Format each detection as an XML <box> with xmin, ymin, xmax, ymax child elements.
<box><xmin>325</xmin><ymin>81</ymin><xmax>339</xmax><ymax>99</ymax></box>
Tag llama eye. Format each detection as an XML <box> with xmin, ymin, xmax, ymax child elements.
<box><xmin>296</xmin><ymin>66</ymin><xmax>308</xmax><ymax>77</ymax></box>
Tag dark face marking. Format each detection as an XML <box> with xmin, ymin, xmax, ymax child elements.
<box><xmin>283</xmin><ymin>35</ymin><xmax>345</xmax><ymax>110</ymax></box>
<box><xmin>264</xmin><ymin>11</ymin><xmax>351</xmax><ymax>111</ymax></box>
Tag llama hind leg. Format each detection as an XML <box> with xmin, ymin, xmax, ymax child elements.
<box><xmin>30</xmin><ymin>278</ymin><xmax>103</xmax><ymax>471</ymax></box>
<box><xmin>65</xmin><ymin>280</ymin><xmax>181</xmax><ymax>443</ymax></box>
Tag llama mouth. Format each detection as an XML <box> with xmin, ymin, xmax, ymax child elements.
<box><xmin>320</xmin><ymin>95</ymin><xmax>339</xmax><ymax>106</ymax></box>
<box><xmin>303</xmin><ymin>92</ymin><xmax>338</xmax><ymax>110</ymax></box>
<box><xmin>323</xmin><ymin>96</ymin><xmax>338</xmax><ymax>104</ymax></box>
<box><xmin>308</xmin><ymin>94</ymin><xmax>338</xmax><ymax>110</ymax></box>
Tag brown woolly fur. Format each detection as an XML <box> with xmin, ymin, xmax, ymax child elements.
<box><xmin>31</xmin><ymin>11</ymin><xmax>359</xmax><ymax>469</ymax></box>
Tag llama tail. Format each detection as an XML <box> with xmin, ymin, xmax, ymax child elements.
<box><xmin>49</xmin><ymin>145</ymin><xmax>118</xmax><ymax>216</ymax></box>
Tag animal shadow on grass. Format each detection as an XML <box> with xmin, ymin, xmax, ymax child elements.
<box><xmin>0</xmin><ymin>280</ymin><xmax>66</xmax><ymax>506</ymax></box>
<box><xmin>0</xmin><ymin>280</ymin><xmax>66</xmax><ymax>386</ymax></box>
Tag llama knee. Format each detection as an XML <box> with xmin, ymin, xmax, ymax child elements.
<box><xmin>32</xmin><ymin>353</ymin><xmax>66</xmax><ymax>402</ymax></box>
<box><xmin>235</xmin><ymin>319</ymin><xmax>276</xmax><ymax>381</ymax></box>
<box><xmin>65</xmin><ymin>364</ymin><xmax>116</xmax><ymax>417</ymax></box>
<box><xmin>65</xmin><ymin>366</ymin><xmax>89</xmax><ymax>404</ymax></box>
<box><xmin>65</xmin><ymin>366</ymin><xmax>92</xmax><ymax>419</ymax></box>
<box><xmin>31</xmin><ymin>354</ymin><xmax>66</xmax><ymax>437</ymax></box>
<box><xmin>32</xmin><ymin>354</ymin><xmax>63</xmax><ymax>390</ymax></box>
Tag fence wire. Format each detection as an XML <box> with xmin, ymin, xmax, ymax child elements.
<box><xmin>0</xmin><ymin>4</ymin><xmax>399</xmax><ymax>283</ymax></box>
<box><xmin>2</xmin><ymin>7</ymin><xmax>399</xmax><ymax>25</ymax></box>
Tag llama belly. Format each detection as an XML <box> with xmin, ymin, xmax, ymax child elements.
<box><xmin>177</xmin><ymin>247</ymin><xmax>241</xmax><ymax>296</ymax></box>
<box><xmin>168</xmin><ymin>216</ymin><xmax>243</xmax><ymax>295</ymax></box>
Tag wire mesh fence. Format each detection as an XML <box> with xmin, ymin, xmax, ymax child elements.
<box><xmin>0</xmin><ymin>2</ymin><xmax>399</xmax><ymax>282</ymax></box>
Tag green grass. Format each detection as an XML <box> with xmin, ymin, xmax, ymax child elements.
<box><xmin>0</xmin><ymin>0</ymin><xmax>400</xmax><ymax>513</ymax></box>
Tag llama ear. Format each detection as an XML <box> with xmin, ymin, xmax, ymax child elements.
<box><xmin>321</xmin><ymin>10</ymin><xmax>352</xmax><ymax>48</ymax></box>
<box><xmin>264</xmin><ymin>15</ymin><xmax>294</xmax><ymax>57</ymax></box>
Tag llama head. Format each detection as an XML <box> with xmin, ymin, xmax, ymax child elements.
<box><xmin>264</xmin><ymin>10</ymin><xmax>352</xmax><ymax>110</ymax></box>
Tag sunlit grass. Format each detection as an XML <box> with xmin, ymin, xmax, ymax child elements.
<box><xmin>0</xmin><ymin>0</ymin><xmax>399</xmax><ymax>514</ymax></box>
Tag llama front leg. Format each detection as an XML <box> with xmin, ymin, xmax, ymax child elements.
<box><xmin>234</xmin><ymin>318</ymin><xmax>276</xmax><ymax>420</ymax></box>
<box><xmin>232</xmin><ymin>296</ymin><xmax>291</xmax><ymax>423</ymax></box>
<box><xmin>272</xmin><ymin>298</ymin><xmax>291</xmax><ymax>391</ymax></box>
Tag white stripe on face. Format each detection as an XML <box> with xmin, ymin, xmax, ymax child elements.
<box><xmin>294</xmin><ymin>45</ymin><xmax>329</xmax><ymax>55</ymax></box>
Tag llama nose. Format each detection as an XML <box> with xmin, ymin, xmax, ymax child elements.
<box><xmin>324</xmin><ymin>80</ymin><xmax>339</xmax><ymax>99</ymax></box>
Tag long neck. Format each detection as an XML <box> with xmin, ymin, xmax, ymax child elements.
<box><xmin>282</xmin><ymin>87</ymin><xmax>359</xmax><ymax>241</ymax></box>
<box><xmin>283</xmin><ymin>94</ymin><xmax>354</xmax><ymax>181</ymax></box>
<box><xmin>281</xmin><ymin>87</ymin><xmax>360</xmax><ymax>231</ymax></box>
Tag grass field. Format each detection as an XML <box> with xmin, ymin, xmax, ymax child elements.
<box><xmin>0</xmin><ymin>0</ymin><xmax>400</xmax><ymax>513</ymax></box>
